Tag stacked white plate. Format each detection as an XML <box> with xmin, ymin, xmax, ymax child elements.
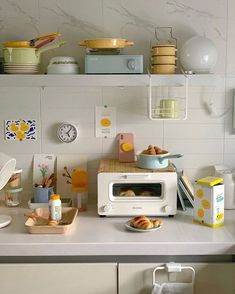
<box><xmin>4</xmin><ymin>63</ymin><xmax>39</xmax><ymax>74</ymax></box>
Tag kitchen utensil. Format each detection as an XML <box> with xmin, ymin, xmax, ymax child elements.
<box><xmin>159</xmin><ymin>99</ymin><xmax>179</xmax><ymax>118</ymax></box>
<box><xmin>85</xmin><ymin>55</ymin><xmax>143</xmax><ymax>74</ymax></box>
<box><xmin>47</xmin><ymin>63</ymin><xmax>79</xmax><ymax>74</ymax></box>
<box><xmin>98</xmin><ymin>159</ymin><xmax>177</xmax><ymax>216</ymax></box>
<box><xmin>3</xmin><ymin>41</ymin><xmax>65</xmax><ymax>64</ymax></box>
<box><xmin>152</xmin><ymin>45</ymin><xmax>177</xmax><ymax>56</ymax></box>
<box><xmin>152</xmin><ymin>55</ymin><xmax>177</xmax><ymax>65</ymax></box>
<box><xmin>34</xmin><ymin>186</ymin><xmax>54</xmax><ymax>203</ymax></box>
<box><xmin>214</xmin><ymin>165</ymin><xmax>235</xmax><ymax>209</ymax></box>
<box><xmin>4</xmin><ymin>63</ymin><xmax>39</xmax><ymax>74</ymax></box>
<box><xmin>49</xmin><ymin>56</ymin><xmax>77</xmax><ymax>64</ymax></box>
<box><xmin>0</xmin><ymin>215</ymin><xmax>12</xmax><ymax>229</ymax></box>
<box><xmin>0</xmin><ymin>152</ymin><xmax>16</xmax><ymax>190</ymax></box>
<box><xmin>3</xmin><ymin>41</ymin><xmax>31</xmax><ymax>48</ymax></box>
<box><xmin>4</xmin><ymin>187</ymin><xmax>22</xmax><ymax>207</ymax></box>
<box><xmin>3</xmin><ymin>33</ymin><xmax>61</xmax><ymax>48</ymax></box>
<box><xmin>34</xmin><ymin>36</ymin><xmax>55</xmax><ymax>49</ymax></box>
<box><xmin>151</xmin><ymin>64</ymin><xmax>176</xmax><ymax>74</ymax></box>
<box><xmin>79</xmin><ymin>38</ymin><xmax>134</xmax><ymax>49</ymax></box>
<box><xmin>136</xmin><ymin>151</ymin><xmax>182</xmax><ymax>169</ymax></box>
<box><xmin>25</xmin><ymin>207</ymin><xmax>78</xmax><ymax>234</ymax></box>
<box><xmin>30</xmin><ymin>32</ymin><xmax>61</xmax><ymax>47</ymax></box>
<box><xmin>180</xmin><ymin>36</ymin><xmax>218</xmax><ymax>73</ymax></box>
<box><xmin>5</xmin><ymin>168</ymin><xmax>22</xmax><ymax>189</ymax></box>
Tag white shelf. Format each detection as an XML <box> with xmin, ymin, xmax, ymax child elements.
<box><xmin>0</xmin><ymin>74</ymin><xmax>147</xmax><ymax>87</ymax></box>
<box><xmin>0</xmin><ymin>74</ymin><xmax>222</xmax><ymax>87</ymax></box>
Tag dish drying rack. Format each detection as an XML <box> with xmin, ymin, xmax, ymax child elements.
<box><xmin>152</xmin><ymin>262</ymin><xmax>195</xmax><ymax>292</ymax></box>
<box><xmin>148</xmin><ymin>73</ymin><xmax>188</xmax><ymax>120</ymax></box>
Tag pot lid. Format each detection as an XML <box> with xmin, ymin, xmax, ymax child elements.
<box><xmin>0</xmin><ymin>153</ymin><xmax>16</xmax><ymax>190</ymax></box>
<box><xmin>3</xmin><ymin>41</ymin><xmax>30</xmax><ymax>48</ymax></box>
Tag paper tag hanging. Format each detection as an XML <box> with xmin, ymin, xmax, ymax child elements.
<box><xmin>95</xmin><ymin>106</ymin><xmax>116</xmax><ymax>138</ymax></box>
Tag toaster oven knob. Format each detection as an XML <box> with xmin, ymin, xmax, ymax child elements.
<box><xmin>103</xmin><ymin>204</ymin><xmax>112</xmax><ymax>213</ymax></box>
<box><xmin>163</xmin><ymin>205</ymin><xmax>173</xmax><ymax>213</ymax></box>
<box><xmin>127</xmin><ymin>59</ymin><xmax>136</xmax><ymax>70</ymax></box>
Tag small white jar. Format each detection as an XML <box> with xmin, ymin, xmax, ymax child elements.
<box><xmin>49</xmin><ymin>194</ymin><xmax>62</xmax><ymax>221</ymax></box>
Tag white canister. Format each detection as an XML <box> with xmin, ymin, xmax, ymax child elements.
<box><xmin>218</xmin><ymin>171</ymin><xmax>235</xmax><ymax>210</ymax></box>
<box><xmin>49</xmin><ymin>194</ymin><xmax>62</xmax><ymax>221</ymax></box>
<box><xmin>214</xmin><ymin>166</ymin><xmax>235</xmax><ymax>210</ymax></box>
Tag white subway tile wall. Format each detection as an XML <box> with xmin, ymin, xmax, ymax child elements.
<box><xmin>0</xmin><ymin>0</ymin><xmax>235</xmax><ymax>202</ymax></box>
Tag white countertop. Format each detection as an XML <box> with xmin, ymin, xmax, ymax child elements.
<box><xmin>0</xmin><ymin>205</ymin><xmax>235</xmax><ymax>257</ymax></box>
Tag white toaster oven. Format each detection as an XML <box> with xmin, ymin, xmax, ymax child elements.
<box><xmin>97</xmin><ymin>160</ymin><xmax>177</xmax><ymax>217</ymax></box>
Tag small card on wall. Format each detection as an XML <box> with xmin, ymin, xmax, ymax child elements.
<box><xmin>5</xmin><ymin>119</ymin><xmax>37</xmax><ymax>141</ymax></box>
<box><xmin>33</xmin><ymin>154</ymin><xmax>56</xmax><ymax>187</ymax></box>
<box><xmin>95</xmin><ymin>106</ymin><xmax>116</xmax><ymax>138</ymax></box>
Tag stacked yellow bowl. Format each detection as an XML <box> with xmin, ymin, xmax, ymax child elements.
<box><xmin>151</xmin><ymin>44</ymin><xmax>177</xmax><ymax>74</ymax></box>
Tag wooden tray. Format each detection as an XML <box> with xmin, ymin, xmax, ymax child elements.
<box><xmin>98</xmin><ymin>159</ymin><xmax>176</xmax><ymax>173</ymax></box>
<box><xmin>25</xmin><ymin>207</ymin><xmax>78</xmax><ymax>234</ymax></box>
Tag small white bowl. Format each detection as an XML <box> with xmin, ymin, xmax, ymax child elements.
<box><xmin>47</xmin><ymin>64</ymin><xmax>79</xmax><ymax>74</ymax></box>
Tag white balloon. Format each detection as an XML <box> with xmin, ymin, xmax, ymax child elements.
<box><xmin>180</xmin><ymin>36</ymin><xmax>218</xmax><ymax>73</ymax></box>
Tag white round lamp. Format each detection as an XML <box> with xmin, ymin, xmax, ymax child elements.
<box><xmin>180</xmin><ymin>36</ymin><xmax>218</xmax><ymax>74</ymax></box>
<box><xmin>0</xmin><ymin>152</ymin><xmax>16</xmax><ymax>228</ymax></box>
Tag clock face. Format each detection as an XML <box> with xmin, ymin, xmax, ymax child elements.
<box><xmin>57</xmin><ymin>123</ymin><xmax>78</xmax><ymax>143</ymax></box>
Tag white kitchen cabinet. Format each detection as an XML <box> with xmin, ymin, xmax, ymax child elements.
<box><xmin>118</xmin><ymin>263</ymin><xmax>235</xmax><ymax>294</ymax></box>
<box><xmin>0</xmin><ymin>263</ymin><xmax>117</xmax><ymax>294</ymax></box>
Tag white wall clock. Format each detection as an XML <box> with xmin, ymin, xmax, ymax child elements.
<box><xmin>57</xmin><ymin>123</ymin><xmax>78</xmax><ymax>143</ymax></box>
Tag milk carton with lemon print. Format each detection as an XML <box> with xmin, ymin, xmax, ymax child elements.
<box><xmin>193</xmin><ymin>177</ymin><xmax>224</xmax><ymax>228</ymax></box>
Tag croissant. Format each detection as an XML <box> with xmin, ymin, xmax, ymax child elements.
<box><xmin>151</xmin><ymin>219</ymin><xmax>162</xmax><ymax>228</ymax></box>
<box><xmin>130</xmin><ymin>216</ymin><xmax>154</xmax><ymax>230</ymax></box>
<box><xmin>130</xmin><ymin>216</ymin><xmax>163</xmax><ymax>230</ymax></box>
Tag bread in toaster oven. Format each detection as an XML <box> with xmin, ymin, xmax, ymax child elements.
<box><xmin>119</xmin><ymin>189</ymin><xmax>136</xmax><ymax>196</ymax></box>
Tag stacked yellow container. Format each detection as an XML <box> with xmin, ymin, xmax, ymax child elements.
<box><xmin>151</xmin><ymin>44</ymin><xmax>177</xmax><ymax>74</ymax></box>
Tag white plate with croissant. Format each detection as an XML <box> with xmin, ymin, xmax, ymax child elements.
<box><xmin>125</xmin><ymin>216</ymin><xmax>162</xmax><ymax>232</ymax></box>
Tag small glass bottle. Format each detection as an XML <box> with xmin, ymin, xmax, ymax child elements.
<box><xmin>49</xmin><ymin>194</ymin><xmax>62</xmax><ymax>221</ymax></box>
<box><xmin>4</xmin><ymin>187</ymin><xmax>23</xmax><ymax>207</ymax></box>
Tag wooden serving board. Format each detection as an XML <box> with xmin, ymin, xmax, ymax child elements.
<box><xmin>25</xmin><ymin>207</ymin><xmax>78</xmax><ymax>234</ymax></box>
<box><xmin>98</xmin><ymin>159</ymin><xmax>176</xmax><ymax>173</ymax></box>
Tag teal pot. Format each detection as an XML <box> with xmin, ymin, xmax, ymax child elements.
<box><xmin>136</xmin><ymin>151</ymin><xmax>183</xmax><ymax>169</ymax></box>
<box><xmin>3</xmin><ymin>41</ymin><xmax>65</xmax><ymax>64</ymax></box>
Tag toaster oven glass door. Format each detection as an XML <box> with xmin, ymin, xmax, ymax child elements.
<box><xmin>111</xmin><ymin>182</ymin><xmax>164</xmax><ymax>200</ymax></box>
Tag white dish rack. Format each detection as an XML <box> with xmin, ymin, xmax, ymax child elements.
<box><xmin>148</xmin><ymin>74</ymin><xmax>188</xmax><ymax>120</ymax></box>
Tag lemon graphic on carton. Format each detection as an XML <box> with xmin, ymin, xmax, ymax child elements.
<box><xmin>201</xmin><ymin>199</ymin><xmax>211</xmax><ymax>210</ymax></box>
<box><xmin>197</xmin><ymin>208</ymin><xmax>204</xmax><ymax>218</ymax></box>
<box><xmin>196</xmin><ymin>189</ymin><xmax>204</xmax><ymax>198</ymax></box>
<box><xmin>216</xmin><ymin>213</ymin><xmax>224</xmax><ymax>221</ymax></box>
